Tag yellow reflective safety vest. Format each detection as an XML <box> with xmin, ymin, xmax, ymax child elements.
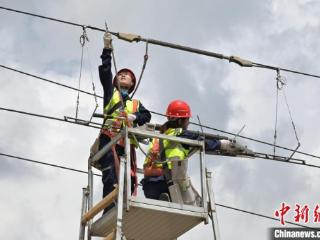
<box><xmin>102</xmin><ymin>89</ymin><xmax>139</xmax><ymax>145</ymax></box>
<box><xmin>103</xmin><ymin>89</ymin><xmax>139</xmax><ymax>131</ymax></box>
<box><xmin>163</xmin><ymin>128</ymin><xmax>190</xmax><ymax>163</ymax></box>
<box><xmin>143</xmin><ymin>128</ymin><xmax>190</xmax><ymax>176</ymax></box>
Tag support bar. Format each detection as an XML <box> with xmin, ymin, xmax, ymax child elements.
<box><xmin>128</xmin><ymin>128</ymin><xmax>203</xmax><ymax>147</ymax></box>
<box><xmin>90</xmin><ymin>130</ymin><xmax>125</xmax><ymax>165</ymax></box>
<box><xmin>81</xmin><ymin>186</ymin><xmax>119</xmax><ymax>224</ymax></box>
<box><xmin>206</xmin><ymin>170</ymin><xmax>220</xmax><ymax>240</ymax></box>
<box><xmin>79</xmin><ymin>187</ymin><xmax>89</xmax><ymax>240</ymax></box>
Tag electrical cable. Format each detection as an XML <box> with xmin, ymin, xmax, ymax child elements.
<box><xmin>0</xmin><ymin>6</ymin><xmax>87</xmax><ymax>28</ymax></box>
<box><xmin>1</xmin><ymin>63</ymin><xmax>320</xmax><ymax>161</ymax></box>
<box><xmin>253</xmin><ymin>62</ymin><xmax>320</xmax><ymax>79</ymax></box>
<box><xmin>0</xmin><ymin>64</ymin><xmax>96</xmax><ymax>97</ymax></box>
<box><xmin>0</xmin><ymin>152</ymin><xmax>101</xmax><ymax>176</ymax></box>
<box><xmin>2</xmin><ymin>6</ymin><xmax>319</xmax><ymax>233</ymax></box>
<box><xmin>186</xmin><ymin>118</ymin><xmax>320</xmax><ymax>161</ymax></box>
<box><xmin>1</xmin><ymin>106</ymin><xmax>320</xmax><ymax>171</ymax></box>
<box><xmin>130</xmin><ymin>41</ymin><xmax>149</xmax><ymax>98</ymax></box>
<box><xmin>0</xmin><ymin>106</ymin><xmax>101</xmax><ymax>129</ymax></box>
<box><xmin>1</xmin><ymin>6</ymin><xmax>320</xmax><ymax>79</ymax></box>
<box><xmin>0</xmin><ymin>151</ymin><xmax>313</xmax><ymax>228</ymax></box>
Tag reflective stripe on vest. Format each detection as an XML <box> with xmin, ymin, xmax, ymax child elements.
<box><xmin>143</xmin><ymin>128</ymin><xmax>190</xmax><ymax>176</ymax></box>
<box><xmin>103</xmin><ymin>89</ymin><xmax>139</xmax><ymax>131</ymax></box>
<box><xmin>143</xmin><ymin>138</ymin><xmax>165</xmax><ymax>176</ymax></box>
<box><xmin>163</xmin><ymin>128</ymin><xmax>190</xmax><ymax>164</ymax></box>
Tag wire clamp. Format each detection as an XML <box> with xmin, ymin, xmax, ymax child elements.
<box><xmin>80</xmin><ymin>26</ymin><xmax>89</xmax><ymax>47</ymax></box>
<box><xmin>276</xmin><ymin>69</ymin><xmax>286</xmax><ymax>90</ymax></box>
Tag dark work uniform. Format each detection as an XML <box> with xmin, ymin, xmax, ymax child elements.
<box><xmin>98</xmin><ymin>48</ymin><xmax>151</xmax><ymax>212</ymax></box>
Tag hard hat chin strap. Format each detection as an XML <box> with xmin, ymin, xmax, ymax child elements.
<box><xmin>120</xmin><ymin>88</ymin><xmax>129</xmax><ymax>98</ymax></box>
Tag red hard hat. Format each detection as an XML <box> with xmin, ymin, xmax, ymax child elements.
<box><xmin>113</xmin><ymin>68</ymin><xmax>136</xmax><ymax>93</ymax></box>
<box><xmin>166</xmin><ymin>100</ymin><xmax>191</xmax><ymax>118</ymax></box>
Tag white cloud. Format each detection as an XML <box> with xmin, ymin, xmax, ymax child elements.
<box><xmin>1</xmin><ymin>1</ymin><xmax>320</xmax><ymax>240</ymax></box>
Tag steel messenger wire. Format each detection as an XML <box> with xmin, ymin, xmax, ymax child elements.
<box><xmin>0</xmin><ymin>6</ymin><xmax>319</xmax><ymax>157</ymax></box>
<box><xmin>1</xmin><ymin>106</ymin><xmax>320</xmax><ymax>170</ymax></box>
<box><xmin>0</xmin><ymin>64</ymin><xmax>94</xmax><ymax>96</ymax></box>
<box><xmin>1</xmin><ymin>63</ymin><xmax>320</xmax><ymax>162</ymax></box>
<box><xmin>1</xmin><ymin>5</ymin><xmax>320</xmax><ymax>79</ymax></box>
<box><xmin>0</xmin><ymin>151</ymin><xmax>316</xmax><ymax>230</ymax></box>
<box><xmin>0</xmin><ymin>152</ymin><xmax>101</xmax><ymax>176</ymax></box>
<box><xmin>0</xmin><ymin>106</ymin><xmax>102</xmax><ymax>129</ymax></box>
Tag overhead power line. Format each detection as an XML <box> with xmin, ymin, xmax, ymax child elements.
<box><xmin>1</xmin><ymin>6</ymin><xmax>320</xmax><ymax>79</ymax></box>
<box><xmin>0</xmin><ymin>64</ymin><xmax>99</xmax><ymax>98</ymax></box>
<box><xmin>0</xmin><ymin>106</ymin><xmax>101</xmax><ymax>129</ymax></box>
<box><xmin>1</xmin><ymin>106</ymin><xmax>320</xmax><ymax>171</ymax></box>
<box><xmin>0</xmin><ymin>152</ymin><xmax>313</xmax><ymax>229</ymax></box>
<box><xmin>188</xmin><ymin>121</ymin><xmax>320</xmax><ymax>160</ymax></box>
<box><xmin>2</xmin><ymin>64</ymin><xmax>320</xmax><ymax>162</ymax></box>
<box><xmin>0</xmin><ymin>5</ymin><xmax>319</xmax><ymax>159</ymax></box>
<box><xmin>0</xmin><ymin>152</ymin><xmax>101</xmax><ymax>176</ymax></box>
<box><xmin>1</xmin><ymin>6</ymin><xmax>319</xmax><ymax>235</ymax></box>
<box><xmin>0</xmin><ymin>64</ymin><xmax>96</xmax><ymax>97</ymax></box>
<box><xmin>0</xmin><ymin>6</ymin><xmax>85</xmax><ymax>28</ymax></box>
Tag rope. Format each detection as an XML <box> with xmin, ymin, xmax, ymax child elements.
<box><xmin>130</xmin><ymin>41</ymin><xmax>149</xmax><ymax>98</ymax></box>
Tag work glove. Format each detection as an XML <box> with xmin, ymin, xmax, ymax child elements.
<box><xmin>219</xmin><ymin>139</ymin><xmax>254</xmax><ymax>156</ymax></box>
<box><xmin>103</xmin><ymin>32</ymin><xmax>112</xmax><ymax>49</ymax></box>
<box><xmin>127</xmin><ymin>114</ymin><xmax>137</xmax><ymax>122</ymax></box>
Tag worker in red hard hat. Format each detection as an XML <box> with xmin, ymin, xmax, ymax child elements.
<box><xmin>96</xmin><ymin>32</ymin><xmax>151</xmax><ymax>214</ymax></box>
<box><xmin>142</xmin><ymin>100</ymin><xmax>238</xmax><ymax>205</ymax></box>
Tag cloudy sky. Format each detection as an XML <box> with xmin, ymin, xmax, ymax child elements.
<box><xmin>1</xmin><ymin>0</ymin><xmax>320</xmax><ymax>239</ymax></box>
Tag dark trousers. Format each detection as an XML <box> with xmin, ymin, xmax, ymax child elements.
<box><xmin>99</xmin><ymin>134</ymin><xmax>124</xmax><ymax>213</ymax></box>
<box><xmin>142</xmin><ymin>177</ymin><xmax>170</xmax><ymax>200</ymax></box>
